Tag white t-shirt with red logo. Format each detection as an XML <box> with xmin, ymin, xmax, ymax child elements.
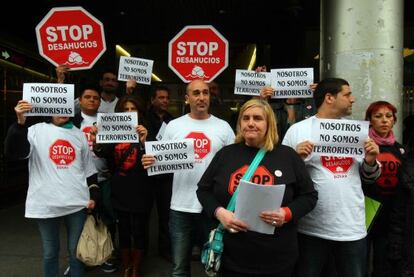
<box><xmin>282</xmin><ymin>116</ymin><xmax>366</xmax><ymax>241</ymax></box>
<box><xmin>25</xmin><ymin>122</ymin><xmax>97</xmax><ymax>218</ymax></box>
<box><xmin>80</xmin><ymin>113</ymin><xmax>97</xmax><ymax>152</ymax></box>
<box><xmin>80</xmin><ymin>112</ymin><xmax>109</xmax><ymax>182</ymax></box>
<box><xmin>163</xmin><ymin>114</ymin><xmax>235</xmax><ymax>213</ymax></box>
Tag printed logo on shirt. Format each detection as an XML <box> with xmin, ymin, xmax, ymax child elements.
<box><xmin>114</xmin><ymin>143</ymin><xmax>138</xmax><ymax>176</ymax></box>
<box><xmin>82</xmin><ymin>126</ymin><xmax>94</xmax><ymax>151</ymax></box>
<box><xmin>49</xmin><ymin>139</ymin><xmax>76</xmax><ymax>168</ymax></box>
<box><xmin>376</xmin><ymin>152</ymin><xmax>401</xmax><ymax>191</ymax></box>
<box><xmin>320</xmin><ymin>156</ymin><xmax>353</xmax><ymax>178</ymax></box>
<box><xmin>228</xmin><ymin>165</ymin><xmax>274</xmax><ymax>194</ymax></box>
<box><xmin>185</xmin><ymin>132</ymin><xmax>211</xmax><ymax>161</ymax></box>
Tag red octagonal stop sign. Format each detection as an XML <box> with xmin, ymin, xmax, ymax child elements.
<box><xmin>35</xmin><ymin>6</ymin><xmax>106</xmax><ymax>70</ymax></box>
<box><xmin>169</xmin><ymin>25</ymin><xmax>228</xmax><ymax>83</ymax></box>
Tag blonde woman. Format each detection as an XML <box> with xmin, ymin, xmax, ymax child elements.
<box><xmin>197</xmin><ymin>99</ymin><xmax>317</xmax><ymax>277</ymax></box>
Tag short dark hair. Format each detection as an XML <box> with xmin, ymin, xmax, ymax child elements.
<box><xmin>100</xmin><ymin>68</ymin><xmax>118</xmax><ymax>79</ymax></box>
<box><xmin>151</xmin><ymin>85</ymin><xmax>170</xmax><ymax>100</ymax></box>
<box><xmin>79</xmin><ymin>81</ymin><xmax>101</xmax><ymax>97</ymax></box>
<box><xmin>313</xmin><ymin>78</ymin><xmax>350</xmax><ymax>109</ymax></box>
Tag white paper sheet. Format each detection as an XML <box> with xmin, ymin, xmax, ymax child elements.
<box><xmin>234</xmin><ymin>180</ymin><xmax>285</xmax><ymax>234</ymax></box>
<box><xmin>156</xmin><ymin>122</ymin><xmax>167</xmax><ymax>141</ymax></box>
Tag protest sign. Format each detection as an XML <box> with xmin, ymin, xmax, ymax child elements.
<box><xmin>311</xmin><ymin>118</ymin><xmax>369</xmax><ymax>158</ymax></box>
<box><xmin>35</xmin><ymin>6</ymin><xmax>106</xmax><ymax>70</ymax></box>
<box><xmin>234</xmin><ymin>70</ymin><xmax>272</xmax><ymax>96</ymax></box>
<box><xmin>271</xmin><ymin>68</ymin><xmax>313</xmax><ymax>98</ymax></box>
<box><xmin>169</xmin><ymin>25</ymin><xmax>228</xmax><ymax>82</ymax></box>
<box><xmin>145</xmin><ymin>139</ymin><xmax>195</xmax><ymax>176</ymax></box>
<box><xmin>118</xmin><ymin>56</ymin><xmax>154</xmax><ymax>85</ymax></box>
<box><xmin>23</xmin><ymin>83</ymin><xmax>74</xmax><ymax>116</ymax></box>
<box><xmin>96</xmin><ymin>112</ymin><xmax>139</xmax><ymax>143</ymax></box>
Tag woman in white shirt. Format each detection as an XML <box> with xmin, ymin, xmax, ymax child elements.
<box><xmin>5</xmin><ymin>100</ymin><xmax>98</xmax><ymax>277</ymax></box>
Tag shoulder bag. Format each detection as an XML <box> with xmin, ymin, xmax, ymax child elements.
<box><xmin>76</xmin><ymin>213</ymin><xmax>114</xmax><ymax>266</ymax></box>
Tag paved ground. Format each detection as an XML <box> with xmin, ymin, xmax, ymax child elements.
<box><xmin>0</xmin><ymin>203</ymin><xmax>205</xmax><ymax>277</ymax></box>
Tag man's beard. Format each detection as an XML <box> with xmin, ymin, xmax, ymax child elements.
<box><xmin>103</xmin><ymin>86</ymin><xmax>117</xmax><ymax>94</ymax></box>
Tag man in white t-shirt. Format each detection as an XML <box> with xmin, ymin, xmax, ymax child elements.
<box><xmin>73</xmin><ymin>84</ymin><xmax>105</xmax><ymax>178</ymax></box>
<box><xmin>282</xmin><ymin>78</ymin><xmax>381</xmax><ymax>277</ymax></box>
<box><xmin>97</xmin><ymin>70</ymin><xmax>120</xmax><ymax>113</ymax></box>
<box><xmin>143</xmin><ymin>79</ymin><xmax>235</xmax><ymax>277</ymax></box>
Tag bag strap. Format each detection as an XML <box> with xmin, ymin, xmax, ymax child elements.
<box><xmin>226</xmin><ymin>147</ymin><xmax>267</xmax><ymax>212</ymax></box>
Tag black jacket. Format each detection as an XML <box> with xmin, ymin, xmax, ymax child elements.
<box><xmin>94</xmin><ymin>142</ymin><xmax>154</xmax><ymax>213</ymax></box>
<box><xmin>146</xmin><ymin>106</ymin><xmax>174</xmax><ymax>141</ymax></box>
<box><xmin>72</xmin><ymin>112</ymin><xmax>84</xmax><ymax>128</ymax></box>
<box><xmin>363</xmin><ymin>142</ymin><xmax>405</xmax><ymax>236</ymax></box>
<box><xmin>389</xmin><ymin>151</ymin><xmax>414</xmax><ymax>276</ymax></box>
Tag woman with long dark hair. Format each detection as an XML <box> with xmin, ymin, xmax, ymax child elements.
<box><xmin>93</xmin><ymin>95</ymin><xmax>153</xmax><ymax>277</ymax></box>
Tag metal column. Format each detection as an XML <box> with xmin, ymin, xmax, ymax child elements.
<box><xmin>320</xmin><ymin>0</ymin><xmax>404</xmax><ymax>140</ymax></box>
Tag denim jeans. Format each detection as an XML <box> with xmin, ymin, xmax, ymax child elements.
<box><xmin>36</xmin><ymin>209</ymin><xmax>86</xmax><ymax>277</ymax></box>
<box><xmin>296</xmin><ymin>233</ymin><xmax>366</xmax><ymax>277</ymax></box>
<box><xmin>169</xmin><ymin>210</ymin><xmax>209</xmax><ymax>277</ymax></box>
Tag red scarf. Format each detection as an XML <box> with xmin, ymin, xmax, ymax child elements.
<box><xmin>369</xmin><ymin>127</ymin><xmax>395</xmax><ymax>146</ymax></box>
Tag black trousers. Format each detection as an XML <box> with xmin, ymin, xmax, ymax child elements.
<box><xmin>117</xmin><ymin>210</ymin><xmax>149</xmax><ymax>250</ymax></box>
<box><xmin>152</xmin><ymin>174</ymin><xmax>173</xmax><ymax>254</ymax></box>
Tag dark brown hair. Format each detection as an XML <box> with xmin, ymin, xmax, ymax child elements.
<box><xmin>115</xmin><ymin>95</ymin><xmax>146</xmax><ymax>124</ymax></box>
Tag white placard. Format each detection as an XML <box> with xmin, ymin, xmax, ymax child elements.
<box><xmin>234</xmin><ymin>70</ymin><xmax>272</xmax><ymax>96</ymax></box>
<box><xmin>144</xmin><ymin>139</ymin><xmax>195</xmax><ymax>176</ymax></box>
<box><xmin>96</xmin><ymin>112</ymin><xmax>139</xmax><ymax>143</ymax></box>
<box><xmin>118</xmin><ymin>56</ymin><xmax>154</xmax><ymax>85</ymax></box>
<box><xmin>235</xmin><ymin>180</ymin><xmax>286</xmax><ymax>235</ymax></box>
<box><xmin>156</xmin><ymin>122</ymin><xmax>167</xmax><ymax>141</ymax></box>
<box><xmin>22</xmin><ymin>83</ymin><xmax>74</xmax><ymax>116</ymax></box>
<box><xmin>270</xmin><ymin>68</ymin><xmax>314</xmax><ymax>98</ymax></box>
<box><xmin>311</xmin><ymin>118</ymin><xmax>369</xmax><ymax>158</ymax></box>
